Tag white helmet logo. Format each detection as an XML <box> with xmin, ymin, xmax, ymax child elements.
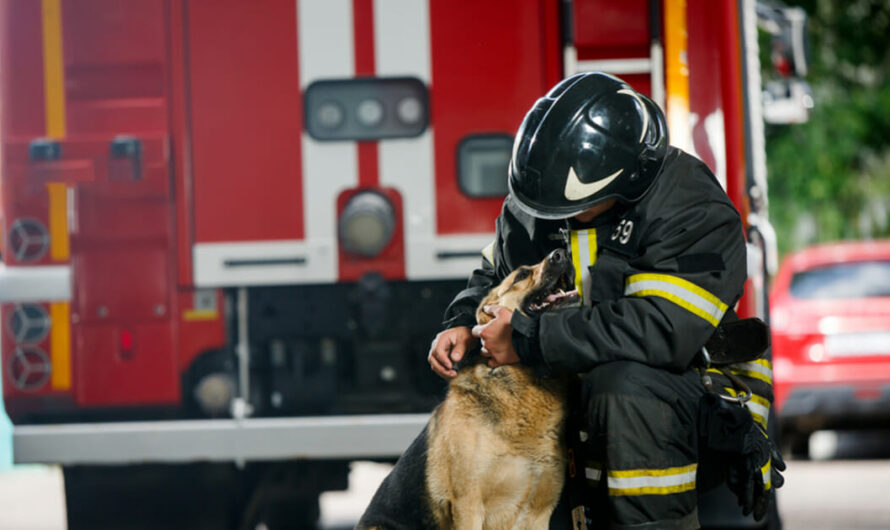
<box><xmin>564</xmin><ymin>166</ymin><xmax>622</xmax><ymax>201</ymax></box>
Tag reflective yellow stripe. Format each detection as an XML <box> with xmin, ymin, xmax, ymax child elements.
<box><xmin>49</xmin><ymin>302</ymin><xmax>71</xmax><ymax>391</ymax></box>
<box><xmin>762</xmin><ymin>459</ymin><xmax>772</xmax><ymax>490</ymax></box>
<box><xmin>724</xmin><ymin>387</ymin><xmax>770</xmax><ymax>430</ymax></box>
<box><xmin>570</xmin><ymin>231</ymin><xmax>583</xmax><ymax>299</ymax></box>
<box><xmin>730</xmin><ymin>359</ymin><xmax>773</xmax><ymax>385</ymax></box>
<box><xmin>746</xmin><ymin>393</ymin><xmax>771</xmax><ymax>430</ymax></box>
<box><xmin>569</xmin><ymin>229</ymin><xmax>597</xmax><ymax>306</ymax></box>
<box><xmin>42</xmin><ymin>0</ymin><xmax>66</xmax><ymax>138</ymax></box>
<box><xmin>607</xmin><ymin>464</ymin><xmax>697</xmax><ymax>496</ymax></box>
<box><xmin>625</xmin><ymin>273</ymin><xmax>728</xmax><ymax>326</ymax></box>
<box><xmin>481</xmin><ymin>240</ymin><xmax>495</xmax><ymax>264</ymax></box>
<box><xmin>42</xmin><ymin>0</ymin><xmax>70</xmax><ymax>261</ymax></box>
<box><xmin>183</xmin><ymin>309</ymin><xmax>219</xmax><ymax>322</ymax></box>
<box><xmin>46</xmin><ymin>182</ymin><xmax>70</xmax><ymax>260</ymax></box>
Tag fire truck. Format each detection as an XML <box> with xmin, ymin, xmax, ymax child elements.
<box><xmin>1</xmin><ymin>0</ymin><xmax>805</xmax><ymax>528</ymax></box>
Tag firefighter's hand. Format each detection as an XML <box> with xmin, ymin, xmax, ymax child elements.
<box><xmin>726</xmin><ymin>423</ymin><xmax>786</xmax><ymax>521</ymax></box>
<box><xmin>472</xmin><ymin>305</ymin><xmax>520</xmax><ymax>368</ymax></box>
<box><xmin>428</xmin><ymin>326</ymin><xmax>478</xmax><ymax>379</ymax></box>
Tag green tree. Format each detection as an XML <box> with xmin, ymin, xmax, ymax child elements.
<box><xmin>764</xmin><ymin>0</ymin><xmax>890</xmax><ymax>256</ymax></box>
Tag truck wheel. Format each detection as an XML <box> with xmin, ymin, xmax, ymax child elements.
<box><xmin>64</xmin><ymin>464</ymin><xmax>238</xmax><ymax>530</ymax></box>
<box><xmin>247</xmin><ymin>495</ymin><xmax>320</xmax><ymax>530</ymax></box>
<box><xmin>241</xmin><ymin>490</ymin><xmax>320</xmax><ymax>530</ymax></box>
<box><xmin>238</xmin><ymin>461</ymin><xmax>347</xmax><ymax>530</ymax></box>
<box><xmin>785</xmin><ymin>431</ymin><xmax>811</xmax><ymax>460</ymax></box>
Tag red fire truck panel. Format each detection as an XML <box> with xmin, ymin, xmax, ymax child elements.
<box><xmin>188</xmin><ymin>0</ymin><xmax>306</xmax><ymax>245</ymax></box>
<box><xmin>188</xmin><ymin>0</ymin><xmax>561</xmax><ymax>288</ymax></box>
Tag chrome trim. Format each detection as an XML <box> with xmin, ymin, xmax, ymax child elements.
<box><xmin>575</xmin><ymin>58</ymin><xmax>653</xmax><ymax>75</ymax></box>
<box><xmin>0</xmin><ymin>264</ymin><xmax>71</xmax><ymax>303</ymax></box>
<box><xmin>13</xmin><ymin>414</ymin><xmax>430</xmax><ymax>464</ymax></box>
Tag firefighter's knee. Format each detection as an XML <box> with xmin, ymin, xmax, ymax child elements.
<box><xmin>579</xmin><ymin>361</ymin><xmax>702</xmax><ymax>454</ymax></box>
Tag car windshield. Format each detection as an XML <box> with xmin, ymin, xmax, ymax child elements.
<box><xmin>790</xmin><ymin>260</ymin><xmax>890</xmax><ymax>299</ymax></box>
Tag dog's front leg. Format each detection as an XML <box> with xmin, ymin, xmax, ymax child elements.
<box><xmin>451</xmin><ymin>496</ymin><xmax>485</xmax><ymax>530</ymax></box>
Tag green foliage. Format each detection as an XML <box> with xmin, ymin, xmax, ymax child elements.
<box><xmin>764</xmin><ymin>0</ymin><xmax>890</xmax><ymax>256</ymax></box>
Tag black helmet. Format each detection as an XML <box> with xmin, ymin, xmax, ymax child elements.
<box><xmin>508</xmin><ymin>72</ymin><xmax>669</xmax><ymax>219</ymax></box>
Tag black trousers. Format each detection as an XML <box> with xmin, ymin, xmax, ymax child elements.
<box><xmin>553</xmin><ymin>361</ymin><xmax>706</xmax><ymax>530</ymax></box>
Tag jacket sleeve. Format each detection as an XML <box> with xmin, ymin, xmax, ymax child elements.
<box><xmin>537</xmin><ymin>199</ymin><xmax>747</xmax><ymax>373</ymax></box>
<box><xmin>441</xmin><ymin>256</ymin><xmax>500</xmax><ymax>329</ymax></box>
<box><xmin>442</xmin><ymin>197</ymin><xmax>556</xmax><ymax>329</ymax></box>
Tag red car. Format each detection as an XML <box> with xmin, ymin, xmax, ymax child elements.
<box><xmin>770</xmin><ymin>239</ymin><xmax>890</xmax><ymax>452</ymax></box>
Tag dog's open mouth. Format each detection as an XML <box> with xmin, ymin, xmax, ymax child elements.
<box><xmin>523</xmin><ymin>267</ymin><xmax>580</xmax><ymax>315</ymax></box>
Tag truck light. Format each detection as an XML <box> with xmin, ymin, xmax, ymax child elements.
<box><xmin>304</xmin><ymin>77</ymin><xmax>428</xmax><ymax>141</ymax></box>
<box><xmin>457</xmin><ymin>135</ymin><xmax>513</xmax><ymax>197</ymax></box>
<box><xmin>396</xmin><ymin>96</ymin><xmax>423</xmax><ymax>125</ymax></box>
<box><xmin>9</xmin><ymin>345</ymin><xmax>51</xmax><ymax>391</ymax></box>
<box><xmin>356</xmin><ymin>98</ymin><xmax>384</xmax><ymax>127</ymax></box>
<box><xmin>8</xmin><ymin>303</ymin><xmax>51</xmax><ymax>343</ymax></box>
<box><xmin>8</xmin><ymin>218</ymin><xmax>50</xmax><ymax>262</ymax></box>
<box><xmin>339</xmin><ymin>191</ymin><xmax>395</xmax><ymax>257</ymax></box>
<box><xmin>194</xmin><ymin>373</ymin><xmax>236</xmax><ymax>416</ymax></box>
<box><xmin>807</xmin><ymin>342</ymin><xmax>826</xmax><ymax>362</ymax></box>
<box><xmin>119</xmin><ymin>329</ymin><xmax>134</xmax><ymax>357</ymax></box>
<box><xmin>316</xmin><ymin>101</ymin><xmax>345</xmax><ymax>130</ymax></box>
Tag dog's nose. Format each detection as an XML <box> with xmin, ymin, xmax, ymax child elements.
<box><xmin>549</xmin><ymin>249</ymin><xmax>567</xmax><ymax>264</ymax></box>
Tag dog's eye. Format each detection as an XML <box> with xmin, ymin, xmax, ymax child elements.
<box><xmin>514</xmin><ymin>268</ymin><xmax>532</xmax><ymax>283</ymax></box>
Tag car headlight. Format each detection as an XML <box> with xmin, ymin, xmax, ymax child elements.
<box><xmin>339</xmin><ymin>192</ymin><xmax>395</xmax><ymax>257</ymax></box>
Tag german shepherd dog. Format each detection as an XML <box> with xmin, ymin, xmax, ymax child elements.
<box><xmin>358</xmin><ymin>250</ymin><xmax>579</xmax><ymax>529</ymax></box>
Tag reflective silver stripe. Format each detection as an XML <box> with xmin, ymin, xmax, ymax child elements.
<box><xmin>725</xmin><ymin>387</ymin><xmax>771</xmax><ymax>429</ymax></box>
<box><xmin>746</xmin><ymin>398</ymin><xmax>770</xmax><ymax>423</ymax></box>
<box><xmin>624</xmin><ymin>273</ymin><xmax>728</xmax><ymax>326</ymax></box>
<box><xmin>607</xmin><ymin>464</ymin><xmax>697</xmax><ymax>496</ymax></box>
<box><xmin>731</xmin><ymin>359</ymin><xmax>773</xmax><ymax>384</ymax></box>
<box><xmin>577</xmin><ymin>230</ymin><xmax>593</xmax><ymax>305</ymax></box>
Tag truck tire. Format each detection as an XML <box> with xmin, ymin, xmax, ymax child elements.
<box><xmin>243</xmin><ymin>494</ymin><xmax>320</xmax><ymax>530</ymax></box>
<box><xmin>64</xmin><ymin>464</ymin><xmax>239</xmax><ymax>530</ymax></box>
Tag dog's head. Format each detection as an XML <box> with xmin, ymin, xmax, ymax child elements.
<box><xmin>476</xmin><ymin>249</ymin><xmax>579</xmax><ymax>324</ymax></box>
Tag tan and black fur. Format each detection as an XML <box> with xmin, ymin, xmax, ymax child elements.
<box><xmin>358</xmin><ymin>254</ymin><xmax>572</xmax><ymax>529</ymax></box>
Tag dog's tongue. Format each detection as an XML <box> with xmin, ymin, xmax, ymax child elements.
<box><xmin>545</xmin><ymin>289</ymin><xmax>579</xmax><ymax>303</ymax></box>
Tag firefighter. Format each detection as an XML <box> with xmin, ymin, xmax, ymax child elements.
<box><xmin>428</xmin><ymin>72</ymin><xmax>783</xmax><ymax>529</ymax></box>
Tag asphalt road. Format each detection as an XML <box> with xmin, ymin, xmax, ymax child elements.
<box><xmin>2</xmin><ymin>431</ymin><xmax>890</xmax><ymax>529</ymax></box>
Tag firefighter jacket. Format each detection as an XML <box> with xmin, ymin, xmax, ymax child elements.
<box><xmin>443</xmin><ymin>147</ymin><xmax>748</xmax><ymax>373</ymax></box>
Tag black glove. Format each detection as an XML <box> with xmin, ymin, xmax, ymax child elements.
<box><xmin>699</xmin><ymin>394</ymin><xmax>786</xmax><ymax>521</ymax></box>
<box><xmin>726</xmin><ymin>422</ymin><xmax>785</xmax><ymax>520</ymax></box>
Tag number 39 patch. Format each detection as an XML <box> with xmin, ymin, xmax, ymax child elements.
<box><xmin>611</xmin><ymin>219</ymin><xmax>634</xmax><ymax>245</ymax></box>
<box><xmin>600</xmin><ymin>214</ymin><xmax>641</xmax><ymax>257</ymax></box>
